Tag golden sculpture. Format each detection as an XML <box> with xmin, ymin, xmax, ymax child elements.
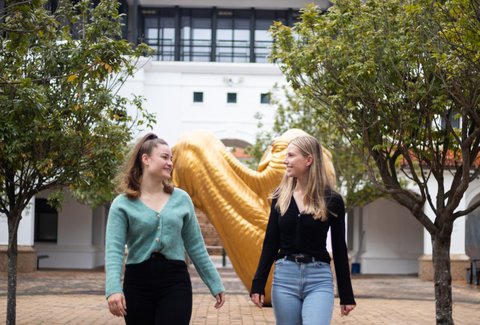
<box><xmin>172</xmin><ymin>129</ymin><xmax>335</xmax><ymax>304</ymax></box>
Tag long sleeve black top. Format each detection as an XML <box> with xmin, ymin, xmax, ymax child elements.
<box><xmin>251</xmin><ymin>190</ymin><xmax>356</xmax><ymax>305</ymax></box>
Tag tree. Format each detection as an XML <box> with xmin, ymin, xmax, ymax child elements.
<box><xmin>0</xmin><ymin>1</ymin><xmax>153</xmax><ymax>324</ymax></box>
<box><xmin>270</xmin><ymin>0</ymin><xmax>480</xmax><ymax>324</ymax></box>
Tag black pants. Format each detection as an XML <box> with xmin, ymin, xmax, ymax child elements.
<box><xmin>123</xmin><ymin>254</ymin><xmax>192</xmax><ymax>325</ymax></box>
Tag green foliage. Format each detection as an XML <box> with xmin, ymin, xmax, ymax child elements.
<box><xmin>0</xmin><ymin>0</ymin><xmax>155</xmax><ymax>212</ymax></box>
<box><xmin>247</xmin><ymin>85</ymin><xmax>383</xmax><ymax>208</ymax></box>
<box><xmin>1</xmin><ymin>2</ymin><xmax>157</xmax><ymax>323</ymax></box>
<box><xmin>269</xmin><ymin>3</ymin><xmax>480</xmax><ymax>321</ymax></box>
<box><xmin>270</xmin><ymin>0</ymin><xmax>480</xmax><ymax>223</ymax></box>
<box><xmin>244</xmin><ymin>111</ymin><xmax>274</xmax><ymax>170</ymax></box>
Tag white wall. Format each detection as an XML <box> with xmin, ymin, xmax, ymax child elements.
<box><xmin>120</xmin><ymin>60</ymin><xmax>283</xmax><ymax>145</ymax></box>
<box><xmin>35</xmin><ymin>190</ymin><xmax>104</xmax><ymax>269</ymax></box>
<box><xmin>92</xmin><ymin>205</ymin><xmax>107</xmax><ymax>266</ymax></box>
<box><xmin>0</xmin><ymin>199</ymin><xmax>35</xmax><ymax>246</ymax></box>
<box><xmin>359</xmin><ymin>198</ymin><xmax>423</xmax><ymax>274</ymax></box>
<box><xmin>422</xmin><ymin>173</ymin><xmax>471</xmax><ymax>256</ymax></box>
<box><xmin>58</xmin><ymin>192</ymin><xmax>92</xmax><ymax>246</ymax></box>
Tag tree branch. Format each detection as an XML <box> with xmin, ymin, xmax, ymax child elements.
<box><xmin>452</xmin><ymin>198</ymin><xmax>480</xmax><ymax>220</ymax></box>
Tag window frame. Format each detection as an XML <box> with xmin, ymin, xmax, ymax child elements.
<box><xmin>193</xmin><ymin>91</ymin><xmax>204</xmax><ymax>103</ymax></box>
<box><xmin>139</xmin><ymin>7</ymin><xmax>298</xmax><ymax>62</ymax></box>
<box><xmin>260</xmin><ymin>92</ymin><xmax>271</xmax><ymax>104</ymax></box>
<box><xmin>227</xmin><ymin>92</ymin><xmax>237</xmax><ymax>104</ymax></box>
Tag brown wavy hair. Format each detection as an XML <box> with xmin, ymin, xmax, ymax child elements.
<box><xmin>117</xmin><ymin>133</ymin><xmax>174</xmax><ymax>198</ymax></box>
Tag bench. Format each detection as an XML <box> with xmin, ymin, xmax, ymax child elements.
<box><xmin>37</xmin><ymin>255</ymin><xmax>49</xmax><ymax>270</ymax></box>
<box><xmin>466</xmin><ymin>259</ymin><xmax>479</xmax><ymax>285</ymax></box>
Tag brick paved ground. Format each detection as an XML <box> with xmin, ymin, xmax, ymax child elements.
<box><xmin>1</xmin><ymin>267</ymin><xmax>479</xmax><ymax>324</ymax></box>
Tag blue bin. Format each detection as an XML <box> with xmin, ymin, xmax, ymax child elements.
<box><xmin>351</xmin><ymin>263</ymin><xmax>361</xmax><ymax>274</ymax></box>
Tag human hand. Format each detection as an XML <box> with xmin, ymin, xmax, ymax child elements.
<box><xmin>214</xmin><ymin>292</ymin><xmax>226</xmax><ymax>309</ymax></box>
<box><xmin>340</xmin><ymin>304</ymin><xmax>356</xmax><ymax>316</ymax></box>
<box><xmin>107</xmin><ymin>293</ymin><xmax>127</xmax><ymax>317</ymax></box>
<box><xmin>250</xmin><ymin>293</ymin><xmax>265</xmax><ymax>309</ymax></box>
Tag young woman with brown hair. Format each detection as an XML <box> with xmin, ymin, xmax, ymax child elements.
<box><xmin>105</xmin><ymin>133</ymin><xmax>225</xmax><ymax>324</ymax></box>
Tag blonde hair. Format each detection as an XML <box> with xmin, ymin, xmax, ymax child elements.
<box><xmin>273</xmin><ymin>135</ymin><xmax>336</xmax><ymax>221</ymax></box>
<box><xmin>117</xmin><ymin>133</ymin><xmax>174</xmax><ymax>198</ymax></box>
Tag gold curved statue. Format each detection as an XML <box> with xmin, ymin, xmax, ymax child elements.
<box><xmin>172</xmin><ymin>129</ymin><xmax>335</xmax><ymax>304</ymax></box>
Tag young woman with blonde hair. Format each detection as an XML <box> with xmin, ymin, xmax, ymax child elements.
<box><xmin>105</xmin><ymin>133</ymin><xmax>225</xmax><ymax>324</ymax></box>
<box><xmin>251</xmin><ymin>135</ymin><xmax>356</xmax><ymax>324</ymax></box>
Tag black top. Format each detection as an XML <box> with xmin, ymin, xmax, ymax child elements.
<box><xmin>250</xmin><ymin>190</ymin><xmax>356</xmax><ymax>305</ymax></box>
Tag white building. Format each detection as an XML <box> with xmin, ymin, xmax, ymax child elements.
<box><xmin>1</xmin><ymin>0</ymin><xmax>478</xmax><ymax>281</ymax></box>
<box><xmin>0</xmin><ymin>0</ymin><xmax>331</xmax><ymax>272</ymax></box>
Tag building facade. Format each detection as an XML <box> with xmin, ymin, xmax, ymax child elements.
<box><xmin>1</xmin><ymin>0</ymin><xmax>478</xmax><ymax>281</ymax></box>
<box><xmin>117</xmin><ymin>0</ymin><xmax>332</xmax><ymax>146</ymax></box>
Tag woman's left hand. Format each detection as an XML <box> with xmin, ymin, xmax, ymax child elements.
<box><xmin>340</xmin><ymin>304</ymin><xmax>356</xmax><ymax>316</ymax></box>
<box><xmin>214</xmin><ymin>292</ymin><xmax>226</xmax><ymax>309</ymax></box>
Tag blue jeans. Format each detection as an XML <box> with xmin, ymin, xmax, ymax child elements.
<box><xmin>272</xmin><ymin>258</ymin><xmax>334</xmax><ymax>325</ymax></box>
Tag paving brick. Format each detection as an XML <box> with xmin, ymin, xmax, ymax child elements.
<box><xmin>1</xmin><ymin>268</ymin><xmax>479</xmax><ymax>324</ymax></box>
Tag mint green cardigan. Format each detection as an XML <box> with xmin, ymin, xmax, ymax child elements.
<box><xmin>105</xmin><ymin>188</ymin><xmax>225</xmax><ymax>298</ymax></box>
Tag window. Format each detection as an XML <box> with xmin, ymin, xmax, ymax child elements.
<box><xmin>140</xmin><ymin>8</ymin><xmax>298</xmax><ymax>62</ymax></box>
<box><xmin>441</xmin><ymin>112</ymin><xmax>461</xmax><ymax>129</ymax></box>
<box><xmin>254</xmin><ymin>11</ymin><xmax>287</xmax><ymax>63</ymax></box>
<box><xmin>227</xmin><ymin>92</ymin><xmax>237</xmax><ymax>103</ymax></box>
<box><xmin>34</xmin><ymin>198</ymin><xmax>58</xmax><ymax>243</ymax></box>
<box><xmin>216</xmin><ymin>10</ymin><xmax>250</xmax><ymax>62</ymax></box>
<box><xmin>260</xmin><ymin>93</ymin><xmax>270</xmax><ymax>104</ymax></box>
<box><xmin>181</xmin><ymin>9</ymin><xmax>212</xmax><ymax>62</ymax></box>
<box><xmin>193</xmin><ymin>91</ymin><xmax>204</xmax><ymax>103</ymax></box>
<box><xmin>143</xmin><ymin>9</ymin><xmax>176</xmax><ymax>61</ymax></box>
<box><xmin>118</xmin><ymin>0</ymin><xmax>129</xmax><ymax>40</ymax></box>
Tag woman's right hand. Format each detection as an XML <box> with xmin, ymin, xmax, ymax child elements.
<box><xmin>107</xmin><ymin>293</ymin><xmax>127</xmax><ymax>317</ymax></box>
<box><xmin>250</xmin><ymin>293</ymin><xmax>265</xmax><ymax>309</ymax></box>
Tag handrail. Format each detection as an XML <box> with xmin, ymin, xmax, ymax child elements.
<box><xmin>185</xmin><ymin>245</ymin><xmax>228</xmax><ymax>267</ymax></box>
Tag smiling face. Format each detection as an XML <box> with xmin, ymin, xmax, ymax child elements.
<box><xmin>142</xmin><ymin>144</ymin><xmax>173</xmax><ymax>181</ymax></box>
<box><xmin>284</xmin><ymin>143</ymin><xmax>312</xmax><ymax>180</ymax></box>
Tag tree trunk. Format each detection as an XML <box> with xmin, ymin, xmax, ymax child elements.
<box><xmin>431</xmin><ymin>227</ymin><xmax>454</xmax><ymax>325</ymax></box>
<box><xmin>6</xmin><ymin>213</ymin><xmax>19</xmax><ymax>325</ymax></box>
